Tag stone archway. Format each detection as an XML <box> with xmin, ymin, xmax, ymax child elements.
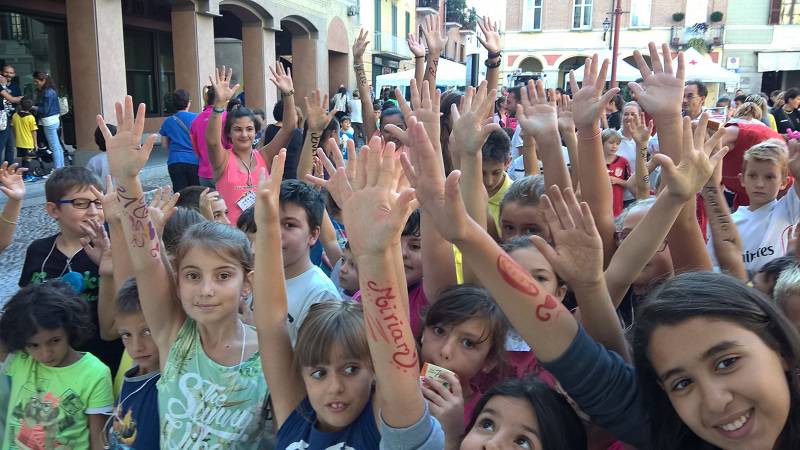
<box><xmin>518</xmin><ymin>57</ymin><xmax>543</xmax><ymax>73</ymax></box>
<box><xmin>280</xmin><ymin>15</ymin><xmax>322</xmax><ymax>101</ymax></box>
<box><xmin>327</xmin><ymin>16</ymin><xmax>350</xmax><ymax>100</ymax></box>
<box><xmin>558</xmin><ymin>56</ymin><xmax>588</xmax><ymax>90</ymax></box>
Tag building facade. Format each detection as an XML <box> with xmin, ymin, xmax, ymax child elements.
<box><xmin>502</xmin><ymin>0</ymin><xmax>728</xmax><ymax>91</ymax></box>
<box><xmin>0</xmin><ymin>0</ymin><xmax>366</xmax><ymax>161</ymax></box>
<box><xmin>359</xmin><ymin>0</ymin><xmax>417</xmax><ymax>90</ymax></box>
<box><xmin>722</xmin><ymin>0</ymin><xmax>800</xmax><ymax>95</ymax></box>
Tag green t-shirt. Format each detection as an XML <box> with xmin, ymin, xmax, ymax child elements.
<box><xmin>157</xmin><ymin>318</ymin><xmax>268</xmax><ymax>449</ymax></box>
<box><xmin>1</xmin><ymin>352</ymin><xmax>113</xmax><ymax>449</ymax></box>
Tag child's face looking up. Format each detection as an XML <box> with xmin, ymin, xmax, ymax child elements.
<box><xmin>25</xmin><ymin>327</ymin><xmax>73</xmax><ymax>367</ymax></box>
<box><xmin>739</xmin><ymin>159</ymin><xmax>787</xmax><ymax>210</ymax></box>
<box><xmin>500</xmin><ymin>201</ymin><xmax>549</xmax><ymax>242</ymax></box>
<box><xmin>421</xmin><ymin>317</ymin><xmax>495</xmax><ymax>384</ymax></box>
<box><xmin>461</xmin><ymin>395</ymin><xmax>543</xmax><ymax>450</ymax></box>
<box><xmin>401</xmin><ymin>234</ymin><xmax>423</xmax><ymax>286</ymax></box>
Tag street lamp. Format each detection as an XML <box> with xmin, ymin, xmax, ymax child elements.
<box><xmin>602</xmin><ymin>17</ymin><xmax>611</xmax><ymax>41</ymax></box>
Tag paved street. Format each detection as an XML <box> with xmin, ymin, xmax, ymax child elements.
<box><xmin>0</xmin><ymin>149</ymin><xmax>171</xmax><ymax>304</ymax></box>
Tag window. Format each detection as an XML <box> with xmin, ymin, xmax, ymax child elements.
<box><xmin>392</xmin><ymin>4</ymin><xmax>398</xmax><ymax>36</ymax></box>
<box><xmin>375</xmin><ymin>0</ymin><xmax>381</xmax><ymax>32</ymax></box>
<box><xmin>572</xmin><ymin>0</ymin><xmax>592</xmax><ymax>30</ymax></box>
<box><xmin>779</xmin><ymin>0</ymin><xmax>800</xmax><ymax>24</ymax></box>
<box><xmin>522</xmin><ymin>0</ymin><xmax>543</xmax><ymax>31</ymax></box>
<box><xmin>629</xmin><ymin>0</ymin><xmax>651</xmax><ymax>28</ymax></box>
<box><xmin>123</xmin><ymin>29</ymin><xmax>175</xmax><ymax>116</ymax></box>
<box><xmin>406</xmin><ymin>11</ymin><xmax>411</xmax><ymax>36</ymax></box>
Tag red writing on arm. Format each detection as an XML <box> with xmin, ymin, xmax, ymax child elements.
<box><xmin>497</xmin><ymin>254</ymin><xmax>540</xmax><ymax>297</ymax></box>
<box><xmin>364</xmin><ymin>281</ymin><xmax>419</xmax><ymax>371</ymax></box>
<box><xmin>535</xmin><ymin>295</ymin><xmax>562</xmax><ymax>322</ymax></box>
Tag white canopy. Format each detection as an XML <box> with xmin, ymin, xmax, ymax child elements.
<box><xmin>375</xmin><ymin>58</ymin><xmax>467</xmax><ymax>92</ymax></box>
<box><xmin>674</xmin><ymin>48</ymin><xmax>739</xmax><ymax>83</ymax></box>
<box><xmin>573</xmin><ymin>57</ymin><xmax>642</xmax><ymax>82</ymax></box>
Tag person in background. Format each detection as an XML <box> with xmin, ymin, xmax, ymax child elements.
<box><xmin>0</xmin><ymin>68</ymin><xmax>22</xmax><ymax>165</ymax></box>
<box><xmin>32</xmin><ymin>71</ymin><xmax>64</xmax><ymax>170</ymax></box>
<box><xmin>770</xmin><ymin>89</ymin><xmax>785</xmax><ymax>109</ymax></box>
<box><xmin>331</xmin><ymin>85</ymin><xmax>349</xmax><ymax>121</ymax></box>
<box><xmin>606</xmin><ymin>94</ymin><xmax>623</xmax><ymax>130</ymax></box>
<box><xmin>252</xmin><ymin>107</ymin><xmax>267</xmax><ymax>148</ymax></box>
<box><xmin>348</xmin><ymin>90</ymin><xmax>365</xmax><ymax>147</ymax></box>
<box><xmin>264</xmin><ymin>99</ymin><xmax>304</xmax><ymax>180</ymax></box>
<box><xmin>682</xmin><ymin>79</ymin><xmax>707</xmax><ymax>120</ymax></box>
<box><xmin>159</xmin><ymin>89</ymin><xmax>199</xmax><ymax>192</ymax></box>
<box><xmin>189</xmin><ymin>85</ymin><xmax>229</xmax><ymax>189</ymax></box>
<box><xmin>716</xmin><ymin>97</ymin><xmax>733</xmax><ymax>120</ymax></box>
<box><xmin>772</xmin><ymin>88</ymin><xmax>800</xmax><ymax>136</ymax></box>
<box><xmin>746</xmin><ymin>94</ymin><xmax>778</xmax><ymax>131</ymax></box>
<box><xmin>733</xmin><ymin>93</ymin><xmax>748</xmax><ymax>109</ymax></box>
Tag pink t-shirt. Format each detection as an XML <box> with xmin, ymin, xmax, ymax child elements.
<box><xmin>216</xmin><ymin>149</ymin><xmax>267</xmax><ymax>225</ymax></box>
<box><xmin>190</xmin><ymin>106</ymin><xmax>231</xmax><ymax>179</ymax></box>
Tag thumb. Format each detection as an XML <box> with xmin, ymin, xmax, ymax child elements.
<box><xmin>480</xmin><ymin>123</ymin><xmax>503</xmax><ymax>140</ymax></box>
<box><xmin>529</xmin><ymin>235</ymin><xmax>559</xmax><ymax>268</ymax></box>
<box><xmin>652</xmin><ymin>153</ymin><xmax>678</xmax><ymax>180</ymax></box>
<box><xmin>599</xmin><ymin>87</ymin><xmax>621</xmax><ymax>105</ymax></box>
<box><xmin>627</xmin><ymin>82</ymin><xmax>643</xmax><ymax>100</ymax></box>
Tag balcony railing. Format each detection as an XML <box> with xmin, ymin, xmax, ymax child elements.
<box><xmin>417</xmin><ymin>0</ymin><xmax>439</xmax><ymax>14</ymax></box>
<box><xmin>373</xmin><ymin>32</ymin><xmax>412</xmax><ymax>59</ymax></box>
<box><xmin>669</xmin><ymin>25</ymin><xmax>725</xmax><ymax>50</ymax></box>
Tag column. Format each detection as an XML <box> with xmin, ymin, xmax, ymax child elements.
<box><xmin>65</xmin><ymin>0</ymin><xmax>127</xmax><ymax>151</ymax></box>
<box><xmin>172</xmin><ymin>3</ymin><xmax>217</xmax><ymax>112</ymax></box>
<box><xmin>242</xmin><ymin>23</ymin><xmax>276</xmax><ymax>116</ymax></box>
<box><xmin>292</xmin><ymin>36</ymin><xmax>327</xmax><ymax>103</ymax></box>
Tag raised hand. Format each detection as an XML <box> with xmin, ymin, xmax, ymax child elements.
<box><xmin>788</xmin><ymin>137</ymin><xmax>800</xmax><ymax>179</ymax></box>
<box><xmin>655</xmin><ymin>114</ymin><xmax>728</xmax><ymax>200</ymax></box>
<box><xmin>90</xmin><ymin>176</ymin><xmax>120</xmax><ymax>223</ymax></box>
<box><xmin>476</xmin><ymin>17</ymin><xmax>501</xmax><ymax>55</ymax></box>
<box><xmin>569</xmin><ymin>55</ymin><xmax>620</xmax><ymax>130</ymax></box>
<box><xmin>268</xmin><ymin>63</ymin><xmax>293</xmax><ymax>94</ymax></box>
<box><xmin>304</xmin><ymin>89</ymin><xmax>338</xmax><ymax>132</ymax></box>
<box><xmin>516</xmin><ymin>79</ymin><xmax>558</xmax><ymax>140</ymax></box>
<box><xmin>0</xmin><ymin>162</ymin><xmax>26</xmax><ymax>201</ymax></box>
<box><xmin>556</xmin><ymin>94</ymin><xmax>575</xmax><ymax>133</ymax></box>
<box><xmin>353</xmin><ymin>28</ymin><xmax>369</xmax><ymax>61</ymax></box>
<box><xmin>97</xmin><ymin>96</ymin><xmax>157</xmax><ymax>180</ymax></box>
<box><xmin>451</xmin><ymin>81</ymin><xmax>501</xmax><ymax>156</ymax></box>
<box><xmin>307</xmin><ymin>145</ymin><xmax>353</xmax><ymax>210</ymax></box>
<box><xmin>629</xmin><ymin>111</ymin><xmax>653</xmax><ymax>147</ymax></box>
<box><xmin>407</xmin><ymin>32</ymin><xmax>426</xmax><ymax>58</ymax></box>
<box><xmin>341</xmin><ymin>137</ymin><xmax>416</xmax><ymax>257</ymax></box>
<box><xmin>628</xmin><ymin>43</ymin><xmax>684</xmax><ymax>119</ymax></box>
<box><xmin>208</xmin><ymin>66</ymin><xmax>240</xmax><ymax>107</ymax></box>
<box><xmin>79</xmin><ymin>218</ymin><xmax>111</xmax><ymax>267</ymax></box>
<box><xmin>198</xmin><ymin>188</ymin><xmax>217</xmax><ymax>221</ymax></box>
<box><xmin>421</xmin><ymin>14</ymin><xmax>446</xmax><ymax>57</ymax></box>
<box><xmin>530</xmin><ymin>186</ymin><xmax>604</xmax><ymax>290</ymax></box>
<box><xmin>255</xmin><ymin>150</ymin><xmax>286</xmax><ymax>225</ymax></box>
<box><xmin>388</xmin><ymin>79</ymin><xmax>441</xmax><ymax>148</ymax></box>
<box><xmin>147</xmin><ymin>186</ymin><xmax>180</xmax><ymax>237</ymax></box>
<box><xmin>400</xmin><ymin>117</ymin><xmax>470</xmax><ymax>243</ymax></box>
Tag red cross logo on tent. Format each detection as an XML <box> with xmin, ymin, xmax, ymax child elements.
<box><xmin>689</xmin><ymin>59</ymin><xmax>699</xmax><ymax>65</ymax></box>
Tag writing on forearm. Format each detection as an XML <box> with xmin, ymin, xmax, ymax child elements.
<box><xmin>497</xmin><ymin>254</ymin><xmax>564</xmax><ymax>322</ymax></box>
<box><xmin>535</xmin><ymin>295</ymin><xmax>561</xmax><ymax>322</ymax></box>
<box><xmin>364</xmin><ymin>281</ymin><xmax>418</xmax><ymax>371</ymax></box>
<box><xmin>427</xmin><ymin>58</ymin><xmax>439</xmax><ymax>78</ymax></box>
<box><xmin>703</xmin><ymin>185</ymin><xmax>737</xmax><ymax>244</ymax></box>
<box><xmin>117</xmin><ymin>186</ymin><xmax>160</xmax><ymax>257</ymax></box>
<box><xmin>355</xmin><ymin>66</ymin><xmax>369</xmax><ymax>89</ymax></box>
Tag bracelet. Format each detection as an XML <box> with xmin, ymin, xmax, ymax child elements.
<box><xmin>353</xmin><ymin>63</ymin><xmax>364</xmax><ymax>69</ymax></box>
<box><xmin>281</xmin><ymin>89</ymin><xmax>295</xmax><ymax>97</ymax></box>
<box><xmin>415</xmin><ymin>55</ymin><xmax>425</xmax><ymax>59</ymax></box>
<box><xmin>0</xmin><ymin>214</ymin><xmax>17</xmax><ymax>225</ymax></box>
<box><xmin>212</xmin><ymin>107</ymin><xmax>225</xmax><ymax>114</ymax></box>
<box><xmin>578</xmin><ymin>128</ymin><xmax>601</xmax><ymax>141</ymax></box>
<box><xmin>484</xmin><ymin>59</ymin><xmax>502</xmax><ymax>69</ymax></box>
<box><xmin>487</xmin><ymin>50</ymin><xmax>502</xmax><ymax>59</ymax></box>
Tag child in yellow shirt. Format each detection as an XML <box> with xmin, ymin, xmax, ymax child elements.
<box><xmin>11</xmin><ymin>97</ymin><xmax>37</xmax><ymax>182</ymax></box>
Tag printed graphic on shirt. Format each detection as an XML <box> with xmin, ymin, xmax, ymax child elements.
<box><xmin>28</xmin><ymin>270</ymin><xmax>99</xmax><ymax>302</ymax></box>
<box><xmin>11</xmin><ymin>389</ymin><xmax>83</xmax><ymax>450</ymax></box>
<box><xmin>108</xmin><ymin>407</ymin><xmax>139</xmax><ymax>449</ymax></box>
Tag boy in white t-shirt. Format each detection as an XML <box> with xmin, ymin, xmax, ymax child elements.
<box><xmin>708</xmin><ymin>139</ymin><xmax>800</xmax><ymax>277</ymax></box>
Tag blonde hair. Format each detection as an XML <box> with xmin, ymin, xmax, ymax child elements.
<box><xmin>774</xmin><ymin>265</ymin><xmax>800</xmax><ymax>312</ymax></box>
<box><xmin>294</xmin><ymin>301</ymin><xmax>371</xmax><ymax>369</ymax></box>
<box><xmin>742</xmin><ymin>139</ymin><xmax>789</xmax><ymax>175</ymax></box>
<box><xmin>733</xmin><ymin>102</ymin><xmax>763</xmax><ymax>121</ymax></box>
<box><xmin>601</xmin><ymin>128</ymin><xmax>623</xmax><ymax>144</ymax></box>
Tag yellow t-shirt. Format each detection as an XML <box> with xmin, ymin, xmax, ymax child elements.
<box><xmin>11</xmin><ymin>113</ymin><xmax>37</xmax><ymax>150</ymax></box>
<box><xmin>454</xmin><ymin>173</ymin><xmax>514</xmax><ymax>283</ymax></box>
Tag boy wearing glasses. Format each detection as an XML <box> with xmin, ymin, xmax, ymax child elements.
<box><xmin>18</xmin><ymin>166</ymin><xmax>123</xmax><ymax>373</ymax></box>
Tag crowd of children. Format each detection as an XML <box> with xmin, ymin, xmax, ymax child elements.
<box><xmin>1</xmin><ymin>13</ymin><xmax>800</xmax><ymax>450</ymax></box>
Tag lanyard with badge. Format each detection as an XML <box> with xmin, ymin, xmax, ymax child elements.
<box><xmin>235</xmin><ymin>151</ymin><xmax>257</xmax><ymax>211</ymax></box>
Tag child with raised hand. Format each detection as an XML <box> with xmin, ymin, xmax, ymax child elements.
<box><xmin>98</xmin><ymin>96</ymin><xmax>268</xmax><ymax>448</ymax></box>
<box><xmin>254</xmin><ymin>143</ymin><xmax>444</xmax><ymax>448</ymax></box>
<box><xmin>0</xmin><ymin>282</ymin><xmax>114</xmax><ymax>449</ymax></box>
<box><xmin>205</xmin><ymin>65</ymin><xmax>296</xmax><ymax>224</ymax></box>
<box><xmin>0</xmin><ymin>162</ymin><xmax>25</xmax><ymax>252</ymax></box>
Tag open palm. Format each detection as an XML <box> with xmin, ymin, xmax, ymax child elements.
<box><xmin>569</xmin><ymin>55</ymin><xmax>619</xmax><ymax>130</ymax></box>
<box><xmin>516</xmin><ymin>79</ymin><xmax>558</xmax><ymax>140</ymax></box>
<box><xmin>98</xmin><ymin>96</ymin><xmax>156</xmax><ymax>180</ymax></box>
<box><xmin>628</xmin><ymin>43</ymin><xmax>684</xmax><ymax>118</ymax></box>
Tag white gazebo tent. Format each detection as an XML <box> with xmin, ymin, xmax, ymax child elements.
<box><xmin>375</xmin><ymin>58</ymin><xmax>467</xmax><ymax>93</ymax></box>
<box><xmin>674</xmin><ymin>48</ymin><xmax>739</xmax><ymax>84</ymax></box>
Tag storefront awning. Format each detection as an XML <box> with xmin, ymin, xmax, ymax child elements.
<box><xmin>758</xmin><ymin>52</ymin><xmax>800</xmax><ymax>72</ymax></box>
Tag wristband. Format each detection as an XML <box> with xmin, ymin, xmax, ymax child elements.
<box><xmin>281</xmin><ymin>89</ymin><xmax>295</xmax><ymax>97</ymax></box>
<box><xmin>353</xmin><ymin>63</ymin><xmax>364</xmax><ymax>69</ymax></box>
<box><xmin>487</xmin><ymin>50</ymin><xmax>501</xmax><ymax>59</ymax></box>
<box><xmin>484</xmin><ymin>59</ymin><xmax>502</xmax><ymax>69</ymax></box>
<box><xmin>0</xmin><ymin>214</ymin><xmax>17</xmax><ymax>225</ymax></box>
<box><xmin>578</xmin><ymin>128</ymin><xmax>601</xmax><ymax>141</ymax></box>
<box><xmin>212</xmin><ymin>107</ymin><xmax>225</xmax><ymax>114</ymax></box>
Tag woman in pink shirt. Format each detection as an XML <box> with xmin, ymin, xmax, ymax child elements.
<box><xmin>205</xmin><ymin>65</ymin><xmax>297</xmax><ymax>224</ymax></box>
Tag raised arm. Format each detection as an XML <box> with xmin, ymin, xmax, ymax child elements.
<box><xmin>0</xmin><ymin>162</ymin><xmax>24</xmax><ymax>252</ymax></box>
<box><xmin>205</xmin><ymin>67</ymin><xmax>239</xmax><ymax>179</ymax></box>
<box><xmin>605</xmin><ymin>116</ymin><xmax>728</xmax><ymax>305</ymax></box>
<box><xmin>253</xmin><ymin>151</ymin><xmax>306</xmax><ymax>428</ymax></box>
<box><xmin>569</xmin><ymin>56</ymin><xmax>620</xmax><ymax>266</ymax></box>
<box><xmin>407</xmin><ymin>32</ymin><xmax>426</xmax><ymax>90</ymax></box>
<box><xmin>99</xmin><ymin>97</ymin><xmax>183</xmax><ymax>354</ymax></box>
<box><xmin>341</xmin><ymin>140</ymin><xmax>424</xmax><ymax>428</ymax></box>
<box><xmin>476</xmin><ymin>17</ymin><xmax>501</xmax><ymax>91</ymax></box>
<box><xmin>298</xmin><ymin>90</ymin><xmax>338</xmax><ymax>179</ymax></box>
<box><xmin>259</xmin><ymin>63</ymin><xmax>297</xmax><ymax>162</ymax></box>
<box><xmin>515</xmin><ymin>79</ymin><xmax>570</xmax><ymax>192</ymax></box>
<box><xmin>630</xmin><ymin>113</ymin><xmax>653</xmax><ymax>200</ymax></box>
<box><xmin>557</xmin><ymin>95</ymin><xmax>579</xmax><ymax>189</ymax></box>
<box><xmin>421</xmin><ymin>14</ymin><xmax>446</xmax><ymax>97</ymax></box>
<box><xmin>353</xmin><ymin>29</ymin><xmax>377</xmax><ymax>140</ymax></box>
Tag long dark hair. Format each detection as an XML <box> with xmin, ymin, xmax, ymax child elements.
<box><xmin>632</xmin><ymin>271</ymin><xmax>800</xmax><ymax>450</ymax></box>
<box><xmin>467</xmin><ymin>376</ymin><xmax>587</xmax><ymax>450</ymax></box>
<box><xmin>32</xmin><ymin>71</ymin><xmax>55</xmax><ymax>92</ymax></box>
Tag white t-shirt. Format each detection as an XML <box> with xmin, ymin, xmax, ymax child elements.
<box><xmin>507</xmin><ymin>146</ymin><xmax>571</xmax><ymax>181</ymax></box>
<box><xmin>348</xmin><ymin>99</ymin><xmax>363</xmax><ymax>123</ymax></box>
<box><xmin>708</xmin><ymin>188</ymin><xmax>800</xmax><ymax>277</ymax></box>
<box><xmin>510</xmin><ymin>125</ymin><xmax>523</xmax><ymax>159</ymax></box>
<box><xmin>285</xmin><ymin>265</ymin><xmax>342</xmax><ymax>345</ymax></box>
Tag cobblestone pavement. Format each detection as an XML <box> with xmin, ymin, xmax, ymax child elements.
<box><xmin>0</xmin><ymin>170</ymin><xmax>172</xmax><ymax>304</ymax></box>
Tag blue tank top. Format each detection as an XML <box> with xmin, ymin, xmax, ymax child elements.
<box><xmin>275</xmin><ymin>395</ymin><xmax>381</xmax><ymax>449</ymax></box>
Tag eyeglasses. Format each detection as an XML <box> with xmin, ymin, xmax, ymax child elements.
<box><xmin>57</xmin><ymin>198</ymin><xmax>103</xmax><ymax>209</ymax></box>
<box><xmin>615</xmin><ymin>229</ymin><xmax>667</xmax><ymax>253</ymax></box>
